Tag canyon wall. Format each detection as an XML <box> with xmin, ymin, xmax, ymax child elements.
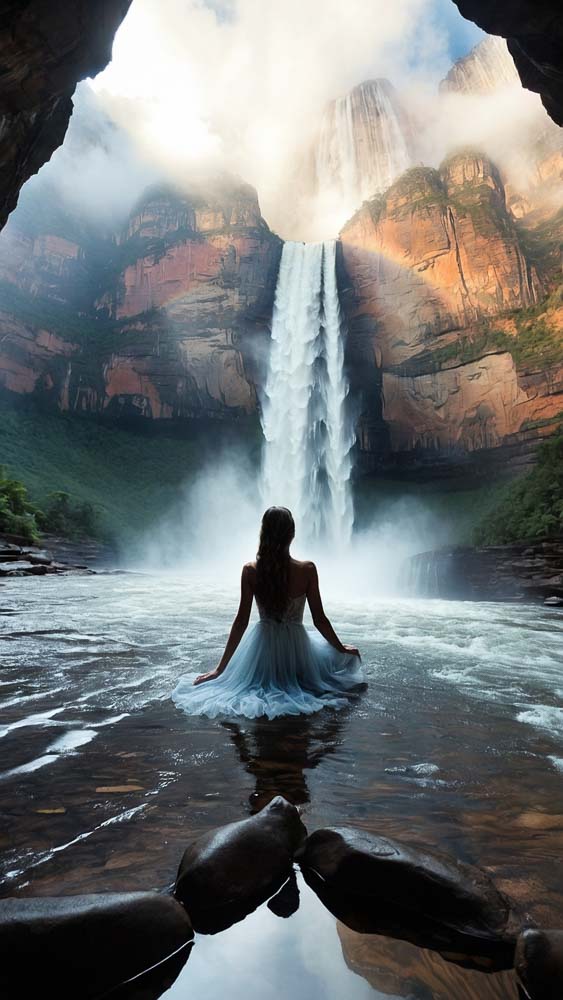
<box><xmin>340</xmin><ymin>151</ymin><xmax>563</xmax><ymax>471</ymax></box>
<box><xmin>0</xmin><ymin>182</ymin><xmax>281</xmax><ymax>420</ymax></box>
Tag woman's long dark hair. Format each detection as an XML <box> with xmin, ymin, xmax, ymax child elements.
<box><xmin>255</xmin><ymin>507</ymin><xmax>295</xmax><ymax>621</ymax></box>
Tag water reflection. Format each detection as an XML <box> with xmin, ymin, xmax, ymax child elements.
<box><xmin>111</xmin><ymin>874</ymin><xmax>518</xmax><ymax>1000</ymax></box>
<box><xmin>222</xmin><ymin>709</ymin><xmax>349</xmax><ymax>812</ymax></box>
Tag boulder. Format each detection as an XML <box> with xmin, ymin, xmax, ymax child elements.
<box><xmin>516</xmin><ymin>929</ymin><xmax>563</xmax><ymax>1000</ymax></box>
<box><xmin>0</xmin><ymin>891</ymin><xmax>193</xmax><ymax>1000</ymax></box>
<box><xmin>297</xmin><ymin>827</ymin><xmax>519</xmax><ymax>967</ymax></box>
<box><xmin>175</xmin><ymin>795</ymin><xmax>307</xmax><ymax>933</ymax></box>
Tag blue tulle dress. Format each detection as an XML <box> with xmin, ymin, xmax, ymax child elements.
<box><xmin>172</xmin><ymin>594</ymin><xmax>365</xmax><ymax>720</ymax></box>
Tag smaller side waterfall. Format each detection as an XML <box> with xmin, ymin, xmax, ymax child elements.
<box><xmin>260</xmin><ymin>240</ymin><xmax>354</xmax><ymax>545</ymax></box>
<box><xmin>314</xmin><ymin>79</ymin><xmax>413</xmax><ymax>209</ymax></box>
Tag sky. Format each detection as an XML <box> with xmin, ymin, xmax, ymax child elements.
<box><xmin>22</xmin><ymin>0</ymin><xmax>553</xmax><ymax>239</ymax></box>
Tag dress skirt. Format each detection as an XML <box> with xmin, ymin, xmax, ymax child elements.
<box><xmin>172</xmin><ymin>619</ymin><xmax>365</xmax><ymax>720</ymax></box>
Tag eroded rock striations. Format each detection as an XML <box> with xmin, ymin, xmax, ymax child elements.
<box><xmin>340</xmin><ymin>151</ymin><xmax>563</xmax><ymax>468</ymax></box>
<box><xmin>0</xmin><ymin>1</ymin><xmax>132</xmax><ymax>231</ymax></box>
<box><xmin>0</xmin><ymin>180</ymin><xmax>281</xmax><ymax>420</ymax></box>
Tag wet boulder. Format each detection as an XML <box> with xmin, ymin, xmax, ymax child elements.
<box><xmin>0</xmin><ymin>891</ymin><xmax>193</xmax><ymax>1000</ymax></box>
<box><xmin>516</xmin><ymin>929</ymin><xmax>563</xmax><ymax>999</ymax></box>
<box><xmin>175</xmin><ymin>795</ymin><xmax>307</xmax><ymax>933</ymax></box>
<box><xmin>296</xmin><ymin>827</ymin><xmax>519</xmax><ymax>967</ymax></box>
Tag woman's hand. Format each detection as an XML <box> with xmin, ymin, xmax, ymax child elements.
<box><xmin>194</xmin><ymin>669</ymin><xmax>220</xmax><ymax>686</ymax></box>
<box><xmin>343</xmin><ymin>644</ymin><xmax>361</xmax><ymax>659</ymax></box>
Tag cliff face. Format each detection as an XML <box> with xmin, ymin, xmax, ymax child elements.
<box><xmin>452</xmin><ymin>0</ymin><xmax>563</xmax><ymax>127</ymax></box>
<box><xmin>440</xmin><ymin>35</ymin><xmax>563</xmax><ymax>225</ymax></box>
<box><xmin>440</xmin><ymin>36</ymin><xmax>519</xmax><ymax>95</ymax></box>
<box><xmin>0</xmin><ymin>182</ymin><xmax>281</xmax><ymax>420</ymax></box>
<box><xmin>340</xmin><ymin>152</ymin><xmax>563</xmax><ymax>468</ymax></box>
<box><xmin>0</xmin><ymin>1</ymin><xmax>132</xmax><ymax>231</ymax></box>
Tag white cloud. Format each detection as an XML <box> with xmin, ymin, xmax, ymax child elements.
<box><xmin>88</xmin><ymin>0</ymin><xmax>473</xmax><ymax>234</ymax></box>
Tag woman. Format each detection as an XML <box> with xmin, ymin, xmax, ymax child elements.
<box><xmin>172</xmin><ymin>506</ymin><xmax>364</xmax><ymax>720</ymax></box>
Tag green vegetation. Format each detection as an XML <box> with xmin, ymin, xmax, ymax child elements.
<box><xmin>516</xmin><ymin>207</ymin><xmax>563</xmax><ymax>286</ymax></box>
<box><xmin>474</xmin><ymin>431</ymin><xmax>563</xmax><ymax>544</ymax></box>
<box><xmin>425</xmin><ymin>289</ymin><xmax>563</xmax><ymax>371</ymax></box>
<box><xmin>0</xmin><ymin>466</ymin><xmax>41</xmax><ymax>541</ymax></box>
<box><xmin>37</xmin><ymin>492</ymin><xmax>100</xmax><ymax>540</ymax></box>
<box><xmin>0</xmin><ymin>400</ymin><xmax>261</xmax><ymax>546</ymax></box>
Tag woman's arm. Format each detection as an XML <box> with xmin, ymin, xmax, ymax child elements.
<box><xmin>194</xmin><ymin>564</ymin><xmax>254</xmax><ymax>685</ymax></box>
<box><xmin>305</xmin><ymin>562</ymin><xmax>360</xmax><ymax>657</ymax></box>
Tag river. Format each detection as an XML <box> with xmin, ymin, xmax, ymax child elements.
<box><xmin>1</xmin><ymin>573</ymin><xmax>562</xmax><ymax>997</ymax></box>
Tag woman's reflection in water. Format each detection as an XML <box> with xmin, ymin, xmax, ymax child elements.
<box><xmin>222</xmin><ymin>707</ymin><xmax>350</xmax><ymax>813</ymax></box>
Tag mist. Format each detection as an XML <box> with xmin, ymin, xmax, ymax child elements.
<box><xmin>17</xmin><ymin>0</ymin><xmax>485</xmax><ymax>236</ymax></box>
<box><xmin>20</xmin><ymin>0</ymin><xmax>559</xmax><ymax>243</ymax></box>
<box><xmin>131</xmin><ymin>451</ymin><xmax>453</xmax><ymax>603</ymax></box>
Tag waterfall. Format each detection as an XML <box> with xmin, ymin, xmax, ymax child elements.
<box><xmin>260</xmin><ymin>240</ymin><xmax>354</xmax><ymax>546</ymax></box>
<box><xmin>314</xmin><ymin>79</ymin><xmax>413</xmax><ymax>210</ymax></box>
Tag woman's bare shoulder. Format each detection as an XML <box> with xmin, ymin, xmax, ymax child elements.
<box><xmin>241</xmin><ymin>562</ymin><xmax>257</xmax><ymax>590</ymax></box>
<box><xmin>290</xmin><ymin>558</ymin><xmax>317</xmax><ymax>580</ymax></box>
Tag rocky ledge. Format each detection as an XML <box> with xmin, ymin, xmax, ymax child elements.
<box><xmin>404</xmin><ymin>537</ymin><xmax>563</xmax><ymax>602</ymax></box>
<box><xmin>0</xmin><ymin>533</ymin><xmax>115</xmax><ymax>576</ymax></box>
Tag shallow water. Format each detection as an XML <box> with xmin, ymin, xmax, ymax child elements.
<box><xmin>1</xmin><ymin>573</ymin><xmax>563</xmax><ymax>997</ymax></box>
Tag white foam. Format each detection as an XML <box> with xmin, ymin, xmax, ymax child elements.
<box><xmin>0</xmin><ymin>707</ymin><xmax>65</xmax><ymax>739</ymax></box>
<box><xmin>47</xmin><ymin>729</ymin><xmax>98</xmax><ymax>752</ymax></box>
<box><xmin>548</xmin><ymin>756</ymin><xmax>563</xmax><ymax>773</ymax></box>
<box><xmin>0</xmin><ymin>686</ymin><xmax>65</xmax><ymax>710</ymax></box>
<box><xmin>517</xmin><ymin>705</ymin><xmax>563</xmax><ymax>740</ymax></box>
<box><xmin>92</xmin><ymin>713</ymin><xmax>130</xmax><ymax>727</ymax></box>
<box><xmin>0</xmin><ymin>754</ymin><xmax>58</xmax><ymax>779</ymax></box>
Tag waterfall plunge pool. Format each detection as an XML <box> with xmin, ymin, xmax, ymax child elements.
<box><xmin>1</xmin><ymin>573</ymin><xmax>562</xmax><ymax>998</ymax></box>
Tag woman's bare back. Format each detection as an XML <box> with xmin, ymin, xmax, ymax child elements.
<box><xmin>246</xmin><ymin>557</ymin><xmax>313</xmax><ymax>600</ymax></box>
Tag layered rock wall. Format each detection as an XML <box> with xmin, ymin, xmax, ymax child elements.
<box><xmin>340</xmin><ymin>152</ymin><xmax>562</xmax><ymax>469</ymax></box>
<box><xmin>0</xmin><ymin>182</ymin><xmax>281</xmax><ymax>420</ymax></box>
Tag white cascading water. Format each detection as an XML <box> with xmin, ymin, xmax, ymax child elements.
<box><xmin>260</xmin><ymin>240</ymin><xmax>354</xmax><ymax>546</ymax></box>
<box><xmin>314</xmin><ymin>79</ymin><xmax>413</xmax><ymax>210</ymax></box>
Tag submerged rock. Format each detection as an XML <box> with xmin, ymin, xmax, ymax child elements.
<box><xmin>0</xmin><ymin>891</ymin><xmax>193</xmax><ymax>999</ymax></box>
<box><xmin>175</xmin><ymin>795</ymin><xmax>307</xmax><ymax>933</ymax></box>
<box><xmin>297</xmin><ymin>827</ymin><xmax>519</xmax><ymax>967</ymax></box>
<box><xmin>516</xmin><ymin>929</ymin><xmax>563</xmax><ymax>1000</ymax></box>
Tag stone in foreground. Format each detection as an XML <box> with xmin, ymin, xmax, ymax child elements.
<box><xmin>175</xmin><ymin>795</ymin><xmax>307</xmax><ymax>933</ymax></box>
<box><xmin>0</xmin><ymin>891</ymin><xmax>193</xmax><ymax>999</ymax></box>
<box><xmin>297</xmin><ymin>826</ymin><xmax>519</xmax><ymax>967</ymax></box>
<box><xmin>516</xmin><ymin>929</ymin><xmax>563</xmax><ymax>1000</ymax></box>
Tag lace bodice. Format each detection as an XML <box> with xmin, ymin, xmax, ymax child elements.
<box><xmin>256</xmin><ymin>593</ymin><xmax>306</xmax><ymax>624</ymax></box>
